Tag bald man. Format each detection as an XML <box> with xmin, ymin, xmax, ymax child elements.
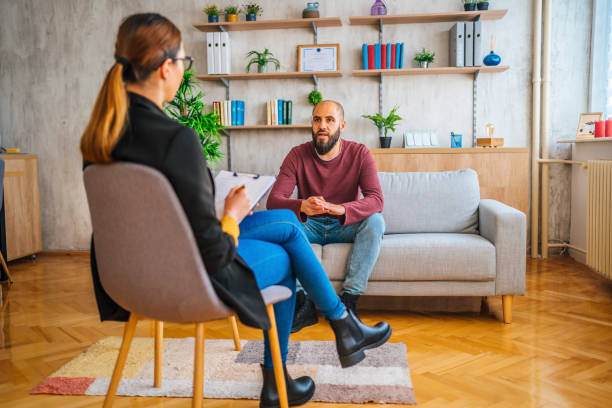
<box><xmin>267</xmin><ymin>100</ymin><xmax>385</xmax><ymax>332</ymax></box>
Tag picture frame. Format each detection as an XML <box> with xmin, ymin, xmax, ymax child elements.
<box><xmin>576</xmin><ymin>112</ymin><xmax>603</xmax><ymax>139</ymax></box>
<box><xmin>297</xmin><ymin>44</ymin><xmax>340</xmax><ymax>72</ymax></box>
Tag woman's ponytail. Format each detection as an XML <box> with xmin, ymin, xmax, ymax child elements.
<box><xmin>80</xmin><ymin>62</ymin><xmax>128</xmax><ymax>163</ymax></box>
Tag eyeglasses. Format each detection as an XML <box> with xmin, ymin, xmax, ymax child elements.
<box><xmin>173</xmin><ymin>56</ymin><xmax>194</xmax><ymax>71</ymax></box>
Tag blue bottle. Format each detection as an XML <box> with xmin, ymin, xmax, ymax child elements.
<box><xmin>483</xmin><ymin>51</ymin><xmax>501</xmax><ymax>66</ymax></box>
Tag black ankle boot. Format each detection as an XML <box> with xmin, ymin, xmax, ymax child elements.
<box><xmin>328</xmin><ymin>310</ymin><xmax>392</xmax><ymax>368</ymax></box>
<box><xmin>340</xmin><ymin>292</ymin><xmax>360</xmax><ymax>317</ymax></box>
<box><xmin>260</xmin><ymin>364</ymin><xmax>315</xmax><ymax>408</ymax></box>
<box><xmin>291</xmin><ymin>292</ymin><xmax>318</xmax><ymax>333</ymax></box>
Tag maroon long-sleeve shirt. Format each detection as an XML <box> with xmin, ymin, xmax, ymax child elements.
<box><xmin>267</xmin><ymin>140</ymin><xmax>384</xmax><ymax>225</ymax></box>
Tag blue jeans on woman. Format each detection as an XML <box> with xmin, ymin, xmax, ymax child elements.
<box><xmin>237</xmin><ymin>209</ymin><xmax>346</xmax><ymax>368</ymax></box>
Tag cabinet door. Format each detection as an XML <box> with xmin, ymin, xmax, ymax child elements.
<box><xmin>2</xmin><ymin>155</ymin><xmax>42</xmax><ymax>260</ymax></box>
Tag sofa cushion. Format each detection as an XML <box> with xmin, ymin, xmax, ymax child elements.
<box><xmin>317</xmin><ymin>233</ymin><xmax>495</xmax><ymax>282</ymax></box>
<box><xmin>378</xmin><ymin>169</ymin><xmax>480</xmax><ymax>234</ymax></box>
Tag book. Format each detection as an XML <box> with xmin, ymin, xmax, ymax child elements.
<box><xmin>282</xmin><ymin>101</ymin><xmax>288</xmax><ymax>125</ymax></box>
<box><xmin>225</xmin><ymin>100</ymin><xmax>231</xmax><ymax>126</ymax></box>
<box><xmin>465</xmin><ymin>22</ymin><xmax>474</xmax><ymax>66</ymax></box>
<box><xmin>374</xmin><ymin>43</ymin><xmax>381</xmax><ymax>69</ymax></box>
<box><xmin>237</xmin><ymin>100</ymin><xmax>245</xmax><ymax>126</ymax></box>
<box><xmin>286</xmin><ymin>100</ymin><xmax>292</xmax><ymax>124</ymax></box>
<box><xmin>473</xmin><ymin>21</ymin><xmax>483</xmax><ymax>66</ymax></box>
<box><xmin>390</xmin><ymin>44</ymin><xmax>396</xmax><ymax>69</ymax></box>
<box><xmin>386</xmin><ymin>42</ymin><xmax>391</xmax><ymax>69</ymax></box>
<box><xmin>214</xmin><ymin>170</ymin><xmax>277</xmax><ymax>218</ymax></box>
<box><xmin>362</xmin><ymin>44</ymin><xmax>368</xmax><ymax>70</ymax></box>
<box><xmin>213</xmin><ymin>32</ymin><xmax>222</xmax><ymax>74</ymax></box>
<box><xmin>449</xmin><ymin>23</ymin><xmax>465</xmax><ymax>67</ymax></box>
<box><xmin>266</xmin><ymin>100</ymin><xmax>271</xmax><ymax>125</ymax></box>
<box><xmin>231</xmin><ymin>100</ymin><xmax>237</xmax><ymax>126</ymax></box>
<box><xmin>381</xmin><ymin>43</ymin><xmax>387</xmax><ymax>69</ymax></box>
<box><xmin>399</xmin><ymin>43</ymin><xmax>404</xmax><ymax>68</ymax></box>
<box><xmin>395</xmin><ymin>43</ymin><xmax>401</xmax><ymax>69</ymax></box>
<box><xmin>277</xmin><ymin>99</ymin><xmax>284</xmax><ymax>125</ymax></box>
<box><xmin>206</xmin><ymin>32</ymin><xmax>215</xmax><ymax>74</ymax></box>
<box><xmin>367</xmin><ymin>44</ymin><xmax>375</xmax><ymax>69</ymax></box>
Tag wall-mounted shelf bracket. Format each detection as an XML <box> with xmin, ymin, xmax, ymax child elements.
<box><xmin>218</xmin><ymin>25</ymin><xmax>226</xmax><ymax>32</ymax></box>
<box><xmin>312</xmin><ymin>74</ymin><xmax>319</xmax><ymax>91</ymax></box>
<box><xmin>378</xmin><ymin>18</ymin><xmax>383</xmax><ymax>43</ymax></box>
<box><xmin>312</xmin><ymin>22</ymin><xmax>318</xmax><ymax>43</ymax></box>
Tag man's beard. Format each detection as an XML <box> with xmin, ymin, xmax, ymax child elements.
<box><xmin>312</xmin><ymin>127</ymin><xmax>341</xmax><ymax>155</ymax></box>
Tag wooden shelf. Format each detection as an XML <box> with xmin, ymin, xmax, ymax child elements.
<box><xmin>353</xmin><ymin>65</ymin><xmax>509</xmax><ymax>77</ymax></box>
<box><xmin>349</xmin><ymin>9</ymin><xmax>508</xmax><ymax>26</ymax></box>
<box><xmin>194</xmin><ymin>17</ymin><xmax>342</xmax><ymax>32</ymax></box>
<box><xmin>371</xmin><ymin>147</ymin><xmax>528</xmax><ymax>154</ymax></box>
<box><xmin>197</xmin><ymin>71</ymin><xmax>341</xmax><ymax>81</ymax></box>
<box><xmin>223</xmin><ymin>124</ymin><xmax>311</xmax><ymax>130</ymax></box>
<box><xmin>558</xmin><ymin>138</ymin><xmax>612</xmax><ymax>143</ymax></box>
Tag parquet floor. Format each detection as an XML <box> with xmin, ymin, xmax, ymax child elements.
<box><xmin>1</xmin><ymin>254</ymin><xmax>611</xmax><ymax>407</ymax></box>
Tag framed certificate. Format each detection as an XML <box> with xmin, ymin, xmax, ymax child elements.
<box><xmin>297</xmin><ymin>44</ymin><xmax>340</xmax><ymax>72</ymax></box>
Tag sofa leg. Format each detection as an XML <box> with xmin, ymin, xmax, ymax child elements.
<box><xmin>502</xmin><ymin>295</ymin><xmax>513</xmax><ymax>324</ymax></box>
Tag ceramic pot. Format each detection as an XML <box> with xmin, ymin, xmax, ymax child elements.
<box><xmin>483</xmin><ymin>51</ymin><xmax>501</xmax><ymax>66</ymax></box>
<box><xmin>226</xmin><ymin>14</ymin><xmax>238</xmax><ymax>22</ymax></box>
<box><xmin>370</xmin><ymin>0</ymin><xmax>387</xmax><ymax>16</ymax></box>
<box><xmin>208</xmin><ymin>14</ymin><xmax>219</xmax><ymax>22</ymax></box>
<box><xmin>379</xmin><ymin>136</ymin><xmax>392</xmax><ymax>148</ymax></box>
<box><xmin>418</xmin><ymin>61</ymin><xmax>429</xmax><ymax>68</ymax></box>
<box><xmin>257</xmin><ymin>64</ymin><xmax>268</xmax><ymax>73</ymax></box>
<box><xmin>246</xmin><ymin>13</ymin><xmax>257</xmax><ymax>21</ymax></box>
<box><xmin>464</xmin><ymin>4</ymin><xmax>477</xmax><ymax>11</ymax></box>
<box><xmin>477</xmin><ymin>2</ymin><xmax>489</xmax><ymax>10</ymax></box>
<box><xmin>302</xmin><ymin>2</ymin><xmax>320</xmax><ymax>18</ymax></box>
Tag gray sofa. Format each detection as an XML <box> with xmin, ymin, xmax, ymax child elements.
<box><xmin>306</xmin><ymin>169</ymin><xmax>526</xmax><ymax>323</ymax></box>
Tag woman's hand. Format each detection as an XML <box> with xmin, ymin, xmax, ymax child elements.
<box><xmin>223</xmin><ymin>185</ymin><xmax>251</xmax><ymax>223</ymax></box>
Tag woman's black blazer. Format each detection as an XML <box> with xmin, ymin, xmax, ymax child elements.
<box><xmin>87</xmin><ymin>92</ymin><xmax>270</xmax><ymax>330</ymax></box>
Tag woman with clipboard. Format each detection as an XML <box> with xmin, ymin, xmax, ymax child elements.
<box><xmin>80</xmin><ymin>13</ymin><xmax>391</xmax><ymax>407</ymax></box>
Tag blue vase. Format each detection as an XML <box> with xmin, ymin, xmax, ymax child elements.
<box><xmin>483</xmin><ymin>51</ymin><xmax>501</xmax><ymax>66</ymax></box>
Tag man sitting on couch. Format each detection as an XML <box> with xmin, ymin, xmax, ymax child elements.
<box><xmin>267</xmin><ymin>100</ymin><xmax>385</xmax><ymax>332</ymax></box>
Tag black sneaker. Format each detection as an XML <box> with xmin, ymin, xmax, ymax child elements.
<box><xmin>291</xmin><ymin>292</ymin><xmax>318</xmax><ymax>333</ymax></box>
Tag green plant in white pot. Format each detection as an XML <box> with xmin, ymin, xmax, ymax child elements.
<box><xmin>246</xmin><ymin>48</ymin><xmax>280</xmax><ymax>73</ymax></box>
<box><xmin>362</xmin><ymin>106</ymin><xmax>402</xmax><ymax>148</ymax></box>
<box><xmin>414</xmin><ymin>48</ymin><xmax>435</xmax><ymax>68</ymax></box>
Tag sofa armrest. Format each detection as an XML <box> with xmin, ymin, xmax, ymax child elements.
<box><xmin>478</xmin><ymin>199</ymin><xmax>526</xmax><ymax>295</ymax></box>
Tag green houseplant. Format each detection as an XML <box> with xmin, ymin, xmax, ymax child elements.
<box><xmin>224</xmin><ymin>6</ymin><xmax>239</xmax><ymax>22</ymax></box>
<box><xmin>243</xmin><ymin>3</ymin><xmax>262</xmax><ymax>21</ymax></box>
<box><xmin>165</xmin><ymin>69</ymin><xmax>224</xmax><ymax>165</ymax></box>
<box><xmin>362</xmin><ymin>106</ymin><xmax>402</xmax><ymax>148</ymax></box>
<box><xmin>307</xmin><ymin>90</ymin><xmax>323</xmax><ymax>106</ymax></box>
<box><xmin>413</xmin><ymin>48</ymin><xmax>435</xmax><ymax>68</ymax></box>
<box><xmin>204</xmin><ymin>5</ymin><xmax>220</xmax><ymax>22</ymax></box>
<box><xmin>246</xmin><ymin>48</ymin><xmax>280</xmax><ymax>73</ymax></box>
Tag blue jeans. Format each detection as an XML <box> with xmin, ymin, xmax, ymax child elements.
<box><xmin>237</xmin><ymin>209</ymin><xmax>346</xmax><ymax>368</ymax></box>
<box><xmin>301</xmin><ymin>213</ymin><xmax>385</xmax><ymax>295</ymax></box>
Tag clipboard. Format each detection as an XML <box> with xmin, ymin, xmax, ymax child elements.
<box><xmin>214</xmin><ymin>170</ymin><xmax>276</xmax><ymax>218</ymax></box>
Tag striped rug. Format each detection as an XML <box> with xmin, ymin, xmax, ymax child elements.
<box><xmin>32</xmin><ymin>337</ymin><xmax>416</xmax><ymax>404</ymax></box>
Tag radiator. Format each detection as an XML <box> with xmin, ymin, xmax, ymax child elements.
<box><xmin>587</xmin><ymin>160</ymin><xmax>612</xmax><ymax>279</ymax></box>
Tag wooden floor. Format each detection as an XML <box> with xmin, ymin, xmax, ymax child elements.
<box><xmin>1</xmin><ymin>254</ymin><xmax>612</xmax><ymax>407</ymax></box>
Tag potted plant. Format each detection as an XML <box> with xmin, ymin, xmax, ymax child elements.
<box><xmin>413</xmin><ymin>48</ymin><xmax>435</xmax><ymax>68</ymax></box>
<box><xmin>165</xmin><ymin>69</ymin><xmax>224</xmax><ymax>165</ymax></box>
<box><xmin>224</xmin><ymin>6</ymin><xmax>239</xmax><ymax>22</ymax></box>
<box><xmin>243</xmin><ymin>4</ymin><xmax>262</xmax><ymax>21</ymax></box>
<box><xmin>362</xmin><ymin>106</ymin><xmax>402</xmax><ymax>148</ymax></box>
<box><xmin>477</xmin><ymin>0</ymin><xmax>489</xmax><ymax>10</ymax></box>
<box><xmin>308</xmin><ymin>90</ymin><xmax>323</xmax><ymax>106</ymax></box>
<box><xmin>463</xmin><ymin>0</ymin><xmax>476</xmax><ymax>11</ymax></box>
<box><xmin>204</xmin><ymin>5</ymin><xmax>220</xmax><ymax>22</ymax></box>
<box><xmin>246</xmin><ymin>48</ymin><xmax>280</xmax><ymax>73</ymax></box>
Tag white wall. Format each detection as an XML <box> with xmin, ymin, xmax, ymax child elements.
<box><xmin>0</xmin><ymin>0</ymin><xmax>591</xmax><ymax>251</ymax></box>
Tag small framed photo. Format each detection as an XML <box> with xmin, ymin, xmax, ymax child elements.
<box><xmin>576</xmin><ymin>112</ymin><xmax>603</xmax><ymax>139</ymax></box>
<box><xmin>297</xmin><ymin>44</ymin><xmax>340</xmax><ymax>72</ymax></box>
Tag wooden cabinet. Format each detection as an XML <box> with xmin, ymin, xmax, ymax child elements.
<box><xmin>1</xmin><ymin>154</ymin><xmax>42</xmax><ymax>261</ymax></box>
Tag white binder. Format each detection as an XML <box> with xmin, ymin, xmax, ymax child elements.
<box><xmin>220</xmin><ymin>32</ymin><xmax>231</xmax><ymax>74</ymax></box>
<box><xmin>473</xmin><ymin>21</ymin><xmax>483</xmax><ymax>66</ymax></box>
<box><xmin>206</xmin><ymin>32</ymin><xmax>215</xmax><ymax>74</ymax></box>
<box><xmin>213</xmin><ymin>32</ymin><xmax>222</xmax><ymax>74</ymax></box>
<box><xmin>465</xmin><ymin>22</ymin><xmax>474</xmax><ymax>67</ymax></box>
<box><xmin>449</xmin><ymin>23</ymin><xmax>465</xmax><ymax>67</ymax></box>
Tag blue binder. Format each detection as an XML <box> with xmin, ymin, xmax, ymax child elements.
<box><xmin>399</xmin><ymin>43</ymin><xmax>404</xmax><ymax>68</ymax></box>
<box><xmin>231</xmin><ymin>100</ymin><xmax>237</xmax><ymax>126</ymax></box>
<box><xmin>362</xmin><ymin>44</ymin><xmax>368</xmax><ymax>70</ymax></box>
<box><xmin>277</xmin><ymin>99</ymin><xmax>284</xmax><ymax>125</ymax></box>
<box><xmin>237</xmin><ymin>101</ymin><xmax>245</xmax><ymax>126</ymax></box>
<box><xmin>395</xmin><ymin>43</ymin><xmax>400</xmax><ymax>69</ymax></box>
<box><xmin>386</xmin><ymin>42</ymin><xmax>391</xmax><ymax>68</ymax></box>
<box><xmin>374</xmin><ymin>43</ymin><xmax>381</xmax><ymax>70</ymax></box>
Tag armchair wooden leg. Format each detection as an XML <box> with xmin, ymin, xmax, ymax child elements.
<box><xmin>0</xmin><ymin>252</ymin><xmax>13</xmax><ymax>284</ymax></box>
<box><xmin>192</xmin><ymin>323</ymin><xmax>205</xmax><ymax>408</ymax></box>
<box><xmin>502</xmin><ymin>295</ymin><xmax>514</xmax><ymax>324</ymax></box>
<box><xmin>266</xmin><ymin>304</ymin><xmax>288</xmax><ymax>408</ymax></box>
<box><xmin>229</xmin><ymin>316</ymin><xmax>242</xmax><ymax>351</ymax></box>
<box><xmin>154</xmin><ymin>321</ymin><xmax>163</xmax><ymax>388</ymax></box>
<box><xmin>103</xmin><ymin>313</ymin><xmax>140</xmax><ymax>408</ymax></box>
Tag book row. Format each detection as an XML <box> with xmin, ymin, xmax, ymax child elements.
<box><xmin>449</xmin><ymin>21</ymin><xmax>483</xmax><ymax>67</ymax></box>
<box><xmin>212</xmin><ymin>100</ymin><xmax>244</xmax><ymax>126</ymax></box>
<box><xmin>362</xmin><ymin>43</ymin><xmax>405</xmax><ymax>70</ymax></box>
<box><xmin>266</xmin><ymin>100</ymin><xmax>293</xmax><ymax>126</ymax></box>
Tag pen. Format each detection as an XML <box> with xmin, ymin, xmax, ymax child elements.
<box><xmin>236</xmin><ymin>184</ymin><xmax>247</xmax><ymax>192</ymax></box>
